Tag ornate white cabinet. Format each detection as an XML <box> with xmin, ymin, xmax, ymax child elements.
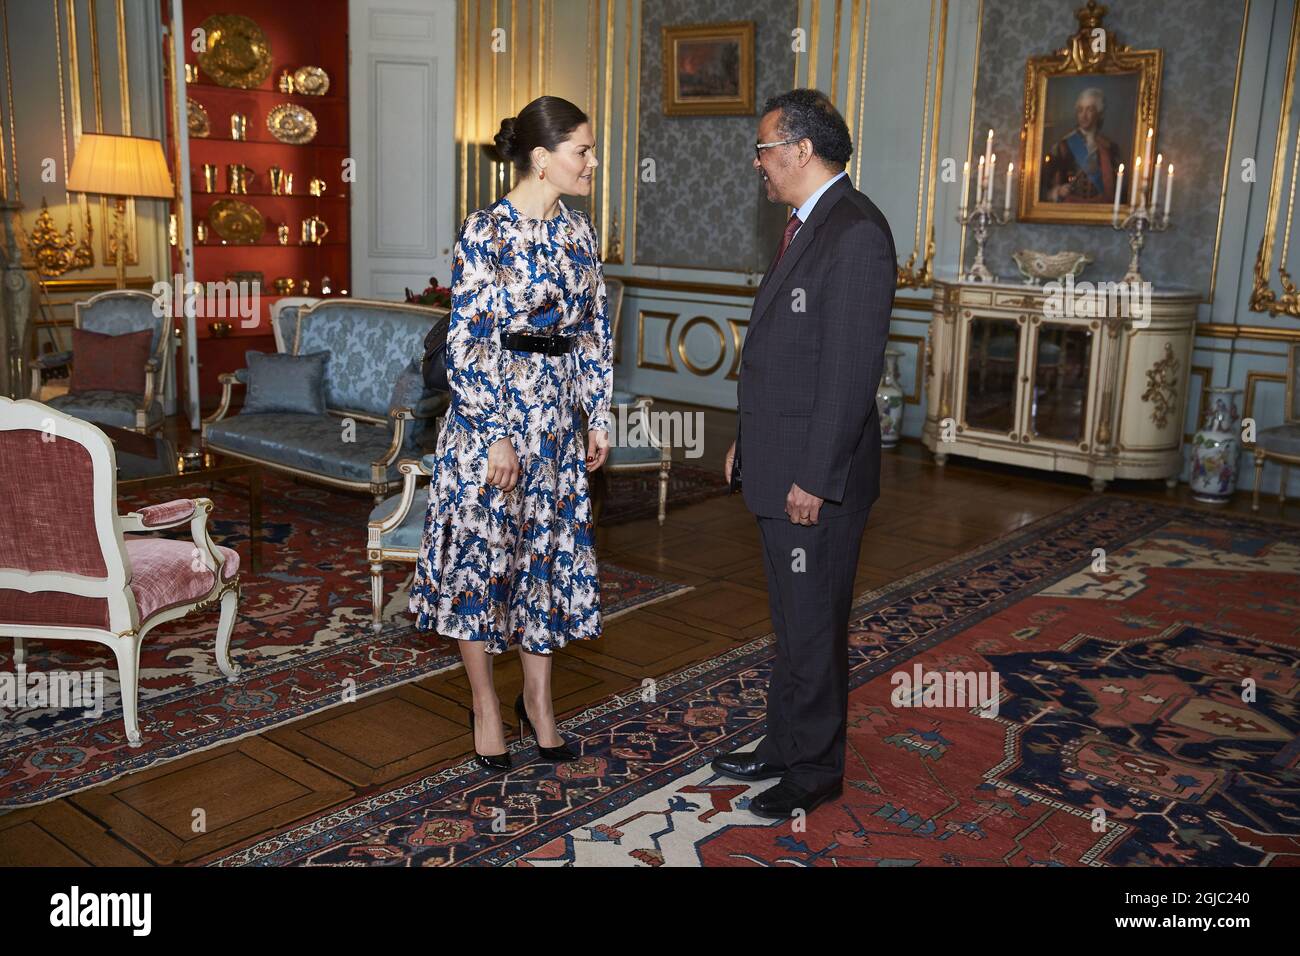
<box><xmin>921</xmin><ymin>278</ymin><xmax>1200</xmax><ymax>491</ymax></box>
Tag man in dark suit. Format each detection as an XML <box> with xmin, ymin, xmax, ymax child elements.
<box><xmin>715</xmin><ymin>89</ymin><xmax>897</xmax><ymax>818</ymax></box>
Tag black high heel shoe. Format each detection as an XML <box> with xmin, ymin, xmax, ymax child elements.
<box><xmin>514</xmin><ymin>692</ymin><xmax>577</xmax><ymax>762</ymax></box>
<box><xmin>467</xmin><ymin>707</ymin><xmax>512</xmax><ymax>771</ymax></box>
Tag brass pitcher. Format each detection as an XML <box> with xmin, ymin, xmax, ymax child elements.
<box><xmin>301</xmin><ymin>215</ymin><xmax>329</xmax><ymax>245</ymax></box>
<box><xmin>201</xmin><ymin>163</ymin><xmax>219</xmax><ymax>192</ymax></box>
<box><xmin>230</xmin><ymin>112</ymin><xmax>248</xmax><ymax>141</ymax></box>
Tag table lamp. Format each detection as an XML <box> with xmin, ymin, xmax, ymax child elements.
<box><xmin>66</xmin><ymin>133</ymin><xmax>174</xmax><ymax>289</ymax></box>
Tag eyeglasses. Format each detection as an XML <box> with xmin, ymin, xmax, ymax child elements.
<box><xmin>755</xmin><ymin>138</ymin><xmax>801</xmax><ymax>161</ymax></box>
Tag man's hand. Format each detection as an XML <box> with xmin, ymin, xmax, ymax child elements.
<box><xmin>725</xmin><ymin>440</ymin><xmax>736</xmax><ymax>483</ymax></box>
<box><xmin>586</xmin><ymin>428</ymin><xmax>610</xmax><ymax>471</ymax></box>
<box><xmin>785</xmin><ymin>482</ymin><xmax>823</xmax><ymax>525</ymax></box>
<box><xmin>486</xmin><ymin>436</ymin><xmax>520</xmax><ymax>492</ymax></box>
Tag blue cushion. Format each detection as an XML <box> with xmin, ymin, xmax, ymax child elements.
<box><xmin>205</xmin><ymin>413</ymin><xmax>404</xmax><ymax>483</ymax></box>
<box><xmin>370</xmin><ymin>491</ymin><xmax>428</xmax><ymax>551</ymax></box>
<box><xmin>47</xmin><ymin>390</ymin><xmax>164</xmax><ymax>430</ymax></box>
<box><xmin>242</xmin><ymin>350</ymin><xmax>329</xmax><ymax>414</ymax></box>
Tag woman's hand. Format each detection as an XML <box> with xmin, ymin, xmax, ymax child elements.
<box><xmin>586</xmin><ymin>428</ymin><xmax>609</xmax><ymax>472</ymax></box>
<box><xmin>486</xmin><ymin>436</ymin><xmax>520</xmax><ymax>492</ymax></box>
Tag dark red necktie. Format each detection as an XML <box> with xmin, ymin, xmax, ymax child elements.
<box><xmin>768</xmin><ymin>212</ymin><xmax>802</xmax><ymax>273</ymax></box>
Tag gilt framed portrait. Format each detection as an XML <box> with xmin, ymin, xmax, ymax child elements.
<box><xmin>662</xmin><ymin>21</ymin><xmax>755</xmax><ymax>117</ymax></box>
<box><xmin>1018</xmin><ymin>1</ymin><xmax>1162</xmax><ymax>225</ymax></box>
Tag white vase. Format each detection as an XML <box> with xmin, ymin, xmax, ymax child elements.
<box><xmin>1189</xmin><ymin>387</ymin><xmax>1242</xmax><ymax>504</ymax></box>
<box><xmin>876</xmin><ymin>348</ymin><xmax>904</xmax><ymax>448</ymax></box>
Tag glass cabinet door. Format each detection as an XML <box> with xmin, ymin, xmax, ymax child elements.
<box><xmin>962</xmin><ymin>317</ymin><xmax>1021</xmax><ymax>432</ymax></box>
<box><xmin>1028</xmin><ymin>323</ymin><xmax>1093</xmax><ymax>443</ymax></box>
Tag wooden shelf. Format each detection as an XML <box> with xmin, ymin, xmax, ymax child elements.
<box><xmin>190</xmin><ymin>136</ymin><xmax>348</xmax><ymax>148</ymax></box>
<box><xmin>186</xmin><ymin>81</ymin><xmax>344</xmax><ymax>104</ymax></box>
<box><xmin>193</xmin><ymin>191</ymin><xmax>349</xmax><ymax>200</ymax></box>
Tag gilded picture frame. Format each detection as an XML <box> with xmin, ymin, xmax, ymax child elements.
<box><xmin>662</xmin><ymin>21</ymin><xmax>755</xmax><ymax>117</ymax></box>
<box><xmin>1018</xmin><ymin>1</ymin><xmax>1163</xmax><ymax>225</ymax></box>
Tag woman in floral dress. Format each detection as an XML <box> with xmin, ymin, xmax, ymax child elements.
<box><xmin>409</xmin><ymin>96</ymin><xmax>612</xmax><ymax>770</ymax></box>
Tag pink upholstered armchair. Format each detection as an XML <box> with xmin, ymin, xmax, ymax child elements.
<box><xmin>0</xmin><ymin>397</ymin><xmax>242</xmax><ymax>747</ymax></box>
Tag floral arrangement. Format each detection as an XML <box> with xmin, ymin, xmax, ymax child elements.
<box><xmin>404</xmin><ymin>277</ymin><xmax>452</xmax><ymax>309</ymax></box>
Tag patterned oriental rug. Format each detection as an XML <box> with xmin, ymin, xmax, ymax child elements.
<box><xmin>206</xmin><ymin>497</ymin><xmax>1300</xmax><ymax>867</ymax></box>
<box><xmin>0</xmin><ymin>476</ymin><xmax>692</xmax><ymax>809</ymax></box>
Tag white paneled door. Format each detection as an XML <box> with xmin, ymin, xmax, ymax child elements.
<box><xmin>349</xmin><ymin>0</ymin><xmax>457</xmax><ymax>299</ymax></box>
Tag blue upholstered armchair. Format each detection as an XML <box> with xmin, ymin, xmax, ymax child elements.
<box><xmin>1251</xmin><ymin>343</ymin><xmax>1300</xmax><ymax>511</ymax></box>
<box><xmin>29</xmin><ymin>290</ymin><xmax>171</xmax><ymax>433</ymax></box>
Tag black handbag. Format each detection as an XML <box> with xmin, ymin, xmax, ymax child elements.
<box><xmin>421</xmin><ymin>312</ymin><xmax>451</xmax><ymax>391</ymax></box>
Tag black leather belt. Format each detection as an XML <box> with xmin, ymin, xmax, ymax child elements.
<box><xmin>501</xmin><ymin>331</ymin><xmax>577</xmax><ymax>355</ymax></box>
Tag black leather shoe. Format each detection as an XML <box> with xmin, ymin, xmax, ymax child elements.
<box><xmin>514</xmin><ymin>692</ymin><xmax>577</xmax><ymax>762</ymax></box>
<box><xmin>711</xmin><ymin>751</ymin><xmax>786</xmax><ymax>781</ymax></box>
<box><xmin>467</xmin><ymin>707</ymin><xmax>512</xmax><ymax>772</ymax></box>
<box><xmin>747</xmin><ymin>778</ymin><xmax>843</xmax><ymax>819</ymax></box>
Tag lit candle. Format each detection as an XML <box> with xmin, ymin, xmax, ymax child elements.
<box><xmin>1131</xmin><ymin>156</ymin><xmax>1142</xmax><ymax>208</ymax></box>
<box><xmin>989</xmin><ymin>153</ymin><xmax>997</xmax><ymax>207</ymax></box>
<box><xmin>1149</xmin><ymin>153</ymin><xmax>1163</xmax><ymax>213</ymax></box>
<box><xmin>1113</xmin><ymin>162</ymin><xmax>1125</xmax><ymax>222</ymax></box>
<box><xmin>960</xmin><ymin>160</ymin><xmax>971</xmax><ymax>213</ymax></box>
<box><xmin>1004</xmin><ymin>162</ymin><xmax>1014</xmax><ymax>214</ymax></box>
<box><xmin>1141</xmin><ymin>128</ymin><xmax>1153</xmax><ymax>193</ymax></box>
<box><xmin>1164</xmin><ymin>163</ymin><xmax>1173</xmax><ymax>217</ymax></box>
<box><xmin>984</xmin><ymin>128</ymin><xmax>993</xmax><ymax>171</ymax></box>
<box><xmin>977</xmin><ymin>155</ymin><xmax>986</xmax><ymax>205</ymax></box>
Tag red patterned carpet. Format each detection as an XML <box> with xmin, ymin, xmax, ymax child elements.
<box><xmin>206</xmin><ymin>497</ymin><xmax>1300</xmax><ymax>867</ymax></box>
<box><xmin>0</xmin><ymin>475</ymin><xmax>691</xmax><ymax>808</ymax></box>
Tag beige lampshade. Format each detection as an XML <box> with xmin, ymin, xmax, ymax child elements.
<box><xmin>66</xmin><ymin>132</ymin><xmax>174</xmax><ymax>198</ymax></box>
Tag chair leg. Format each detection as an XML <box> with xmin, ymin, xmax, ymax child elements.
<box><xmin>12</xmin><ymin>637</ymin><xmax>24</xmax><ymax>669</ymax></box>
<box><xmin>215</xmin><ymin>587</ymin><xmax>242</xmax><ymax>682</ymax></box>
<box><xmin>109</xmin><ymin>634</ymin><xmax>144</xmax><ymax>748</ymax></box>
<box><xmin>370</xmin><ymin>560</ymin><xmax>385</xmax><ymax>633</ymax></box>
<box><xmin>1252</xmin><ymin>452</ymin><xmax>1265</xmax><ymax>513</ymax></box>
<box><xmin>658</xmin><ymin>461</ymin><xmax>670</xmax><ymax>526</ymax></box>
<box><xmin>1281</xmin><ymin>465</ymin><xmax>1290</xmax><ymax>508</ymax></box>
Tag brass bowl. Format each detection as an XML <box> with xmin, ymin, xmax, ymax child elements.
<box><xmin>273</xmin><ymin>277</ymin><xmax>297</xmax><ymax>295</ymax></box>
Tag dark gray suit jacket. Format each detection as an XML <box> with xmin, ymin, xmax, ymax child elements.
<box><xmin>736</xmin><ymin>174</ymin><xmax>897</xmax><ymax>519</ymax></box>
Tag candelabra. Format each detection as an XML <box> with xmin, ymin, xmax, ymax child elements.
<box><xmin>957</xmin><ymin>197</ymin><xmax>1012</xmax><ymax>283</ymax></box>
<box><xmin>1111</xmin><ymin>200</ymin><xmax>1170</xmax><ymax>285</ymax></box>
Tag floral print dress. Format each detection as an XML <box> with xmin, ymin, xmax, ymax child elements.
<box><xmin>409</xmin><ymin>196</ymin><xmax>613</xmax><ymax>654</ymax></box>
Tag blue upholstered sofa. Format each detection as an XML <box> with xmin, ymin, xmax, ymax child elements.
<box><xmin>201</xmin><ymin>298</ymin><xmax>448</xmax><ymax>500</ymax></box>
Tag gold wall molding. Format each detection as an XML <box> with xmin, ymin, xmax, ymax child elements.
<box><xmin>636</xmin><ymin>308</ymin><xmax>677</xmax><ymax>371</ymax></box>
<box><xmin>1196</xmin><ymin>322</ymin><xmax>1300</xmax><ymax>344</ymax></box>
<box><xmin>1245</xmin><ymin>370</ymin><xmax>1287</xmax><ymax>423</ymax></box>
<box><xmin>1248</xmin><ymin>0</ymin><xmax>1299</xmax><ymax>317</ymax></box>
<box><xmin>675</xmin><ymin>315</ymin><xmax>726</xmax><ymax>375</ymax></box>
<box><xmin>888</xmin><ymin>331</ymin><xmax>925</xmax><ymax>404</ymax></box>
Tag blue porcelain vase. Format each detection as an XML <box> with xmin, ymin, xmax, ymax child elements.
<box><xmin>876</xmin><ymin>348</ymin><xmax>904</xmax><ymax>448</ymax></box>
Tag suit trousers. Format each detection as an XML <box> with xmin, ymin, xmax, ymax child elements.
<box><xmin>751</xmin><ymin>504</ymin><xmax>871</xmax><ymax>790</ymax></box>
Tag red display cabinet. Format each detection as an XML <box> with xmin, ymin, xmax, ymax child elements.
<box><xmin>163</xmin><ymin>0</ymin><xmax>351</xmax><ymax>407</ymax></box>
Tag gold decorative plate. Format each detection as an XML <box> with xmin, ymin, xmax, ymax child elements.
<box><xmin>266</xmin><ymin>103</ymin><xmax>318</xmax><ymax>144</ymax></box>
<box><xmin>292</xmin><ymin>65</ymin><xmax>330</xmax><ymax>96</ymax></box>
<box><xmin>197</xmin><ymin>14</ymin><xmax>273</xmax><ymax>89</ymax></box>
<box><xmin>207</xmin><ymin>199</ymin><xmax>265</xmax><ymax>244</ymax></box>
<box><xmin>186</xmin><ymin>97</ymin><xmax>210</xmax><ymax>137</ymax></box>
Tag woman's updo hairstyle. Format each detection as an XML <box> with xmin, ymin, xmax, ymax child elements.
<box><xmin>493</xmin><ymin>95</ymin><xmax>589</xmax><ymax>176</ymax></box>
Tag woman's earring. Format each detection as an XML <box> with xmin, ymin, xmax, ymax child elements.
<box><xmin>539</xmin><ymin>168</ymin><xmax>546</xmax><ymax>180</ymax></box>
